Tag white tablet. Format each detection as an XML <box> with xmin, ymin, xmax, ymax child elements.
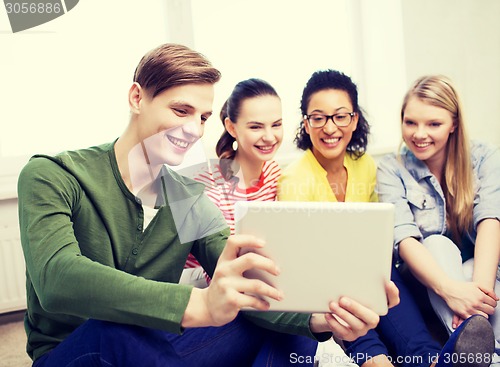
<box><xmin>234</xmin><ymin>201</ymin><xmax>394</xmax><ymax>315</ymax></box>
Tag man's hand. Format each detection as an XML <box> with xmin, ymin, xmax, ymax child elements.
<box><xmin>309</xmin><ymin>281</ymin><xmax>399</xmax><ymax>341</ymax></box>
<box><xmin>182</xmin><ymin>234</ymin><xmax>283</xmax><ymax>328</ymax></box>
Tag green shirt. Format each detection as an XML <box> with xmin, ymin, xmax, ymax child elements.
<box><xmin>18</xmin><ymin>141</ymin><xmax>319</xmax><ymax>361</ymax></box>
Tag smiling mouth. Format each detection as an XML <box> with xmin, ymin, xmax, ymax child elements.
<box><xmin>167</xmin><ymin>135</ymin><xmax>191</xmax><ymax>149</ymax></box>
<box><xmin>414</xmin><ymin>141</ymin><xmax>432</xmax><ymax>148</ymax></box>
<box><xmin>255</xmin><ymin>144</ymin><xmax>276</xmax><ymax>152</ymax></box>
<box><xmin>322</xmin><ymin>137</ymin><xmax>341</xmax><ymax>144</ymax></box>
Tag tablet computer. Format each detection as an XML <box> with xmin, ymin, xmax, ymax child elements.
<box><xmin>234</xmin><ymin>201</ymin><xmax>394</xmax><ymax>315</ymax></box>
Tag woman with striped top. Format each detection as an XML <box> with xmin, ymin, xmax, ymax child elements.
<box><xmin>182</xmin><ymin>78</ymin><xmax>283</xmax><ymax>287</ymax></box>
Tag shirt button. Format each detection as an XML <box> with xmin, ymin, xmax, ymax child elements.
<box><xmin>132</xmin><ymin>248</ymin><xmax>139</xmax><ymax>255</ymax></box>
<box><xmin>135</xmin><ymin>197</ymin><xmax>142</xmax><ymax>204</ymax></box>
<box><xmin>137</xmin><ymin>224</ymin><xmax>143</xmax><ymax>231</ymax></box>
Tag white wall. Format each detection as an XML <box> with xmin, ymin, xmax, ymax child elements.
<box><xmin>347</xmin><ymin>0</ymin><xmax>407</xmax><ymax>156</ymax></box>
<box><xmin>401</xmin><ymin>0</ymin><xmax>500</xmax><ymax>147</ymax></box>
<box><xmin>0</xmin><ymin>1</ymin><xmax>169</xmax><ymax>158</ymax></box>
<box><xmin>0</xmin><ymin>0</ymin><xmax>169</xmax><ymax>198</ymax></box>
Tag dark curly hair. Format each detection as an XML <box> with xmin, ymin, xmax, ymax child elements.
<box><xmin>294</xmin><ymin>69</ymin><xmax>369</xmax><ymax>159</ymax></box>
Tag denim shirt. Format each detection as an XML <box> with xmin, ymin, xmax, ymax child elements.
<box><xmin>377</xmin><ymin>141</ymin><xmax>500</xmax><ymax>262</ymax></box>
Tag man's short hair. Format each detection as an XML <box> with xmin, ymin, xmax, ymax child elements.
<box><xmin>133</xmin><ymin>43</ymin><xmax>221</xmax><ymax>98</ymax></box>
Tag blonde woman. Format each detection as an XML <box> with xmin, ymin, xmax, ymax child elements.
<box><xmin>377</xmin><ymin>75</ymin><xmax>500</xmax><ymax>366</ymax></box>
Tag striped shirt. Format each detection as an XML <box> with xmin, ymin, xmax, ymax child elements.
<box><xmin>184</xmin><ymin>160</ymin><xmax>281</xmax><ymax>272</ymax></box>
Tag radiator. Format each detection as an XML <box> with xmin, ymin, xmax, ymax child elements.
<box><xmin>0</xmin><ymin>224</ymin><xmax>26</xmax><ymax>314</ymax></box>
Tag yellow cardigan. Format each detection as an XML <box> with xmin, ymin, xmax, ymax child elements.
<box><xmin>277</xmin><ymin>149</ymin><xmax>377</xmax><ymax>202</ymax></box>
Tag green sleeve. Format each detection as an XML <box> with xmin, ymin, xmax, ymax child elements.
<box><xmin>18</xmin><ymin>158</ymin><xmax>191</xmax><ymax>334</ymax></box>
<box><xmin>243</xmin><ymin>311</ymin><xmax>332</xmax><ymax>342</ymax></box>
<box><xmin>189</xmin><ymin>195</ymin><xmax>230</xmax><ymax>278</ymax></box>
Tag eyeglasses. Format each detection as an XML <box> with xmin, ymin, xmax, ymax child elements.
<box><xmin>304</xmin><ymin>112</ymin><xmax>356</xmax><ymax>128</ymax></box>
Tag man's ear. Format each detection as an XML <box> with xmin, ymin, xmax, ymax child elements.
<box><xmin>128</xmin><ymin>82</ymin><xmax>144</xmax><ymax>114</ymax></box>
<box><xmin>224</xmin><ymin>117</ymin><xmax>237</xmax><ymax>138</ymax></box>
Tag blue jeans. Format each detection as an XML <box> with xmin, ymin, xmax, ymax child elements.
<box><xmin>32</xmin><ymin>315</ymin><xmax>317</xmax><ymax>367</ymax></box>
<box><xmin>344</xmin><ymin>266</ymin><xmax>442</xmax><ymax>367</ymax></box>
<box><xmin>423</xmin><ymin>235</ymin><xmax>500</xmax><ymax>366</ymax></box>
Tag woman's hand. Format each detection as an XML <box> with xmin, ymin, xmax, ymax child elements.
<box><xmin>441</xmin><ymin>280</ymin><xmax>497</xmax><ymax>323</ymax></box>
<box><xmin>182</xmin><ymin>234</ymin><xmax>283</xmax><ymax>328</ymax></box>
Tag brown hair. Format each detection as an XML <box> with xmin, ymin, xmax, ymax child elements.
<box><xmin>133</xmin><ymin>43</ymin><xmax>221</xmax><ymax>98</ymax></box>
<box><xmin>216</xmin><ymin>78</ymin><xmax>279</xmax><ymax>181</ymax></box>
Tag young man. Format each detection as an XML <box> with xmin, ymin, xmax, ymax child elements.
<box><xmin>18</xmin><ymin>43</ymin><xmax>397</xmax><ymax>367</ymax></box>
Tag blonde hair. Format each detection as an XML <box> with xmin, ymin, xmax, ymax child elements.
<box><xmin>401</xmin><ymin>75</ymin><xmax>474</xmax><ymax>242</ymax></box>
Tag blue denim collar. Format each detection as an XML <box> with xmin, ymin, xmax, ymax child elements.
<box><xmin>401</xmin><ymin>146</ymin><xmax>434</xmax><ymax>182</ymax></box>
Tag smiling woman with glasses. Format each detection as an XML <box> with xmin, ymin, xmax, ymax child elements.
<box><xmin>278</xmin><ymin>69</ymin><xmax>371</xmax><ymax>203</ymax></box>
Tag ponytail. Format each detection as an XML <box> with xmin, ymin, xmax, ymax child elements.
<box><xmin>215</xmin><ymin>100</ymin><xmax>238</xmax><ymax>181</ymax></box>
